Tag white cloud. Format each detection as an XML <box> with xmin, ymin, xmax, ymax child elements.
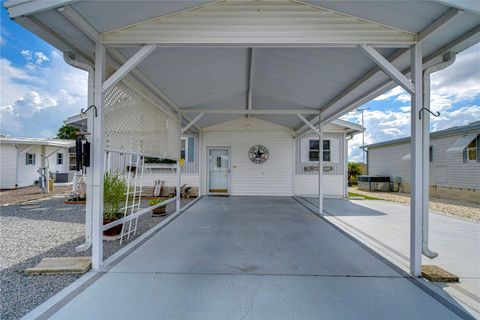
<box><xmin>0</xmin><ymin>50</ymin><xmax>87</xmax><ymax>138</ymax></box>
<box><xmin>373</xmin><ymin>87</ymin><xmax>405</xmax><ymax>101</ymax></box>
<box><xmin>20</xmin><ymin>49</ymin><xmax>50</xmax><ymax>65</ymax></box>
<box><xmin>34</xmin><ymin>52</ymin><xmax>49</xmax><ymax>65</ymax></box>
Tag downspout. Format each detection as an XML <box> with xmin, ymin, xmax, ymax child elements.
<box><xmin>14</xmin><ymin>144</ymin><xmax>20</xmax><ymax>188</ymax></box>
<box><xmin>422</xmin><ymin>52</ymin><xmax>456</xmax><ymax>259</ymax></box>
<box><xmin>63</xmin><ymin>51</ymin><xmax>94</xmax><ymax>252</ymax></box>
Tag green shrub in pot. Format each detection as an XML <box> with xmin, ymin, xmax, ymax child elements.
<box><xmin>103</xmin><ymin>171</ymin><xmax>127</xmax><ymax>221</ymax></box>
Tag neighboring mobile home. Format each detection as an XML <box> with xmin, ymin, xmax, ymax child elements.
<box><xmin>0</xmin><ymin>137</ymin><xmax>76</xmax><ymax>189</ymax></box>
<box><xmin>363</xmin><ymin>121</ymin><xmax>480</xmax><ymax>203</ymax></box>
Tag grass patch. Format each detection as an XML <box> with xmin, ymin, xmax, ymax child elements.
<box><xmin>348</xmin><ymin>192</ymin><xmax>382</xmax><ymax>200</ymax></box>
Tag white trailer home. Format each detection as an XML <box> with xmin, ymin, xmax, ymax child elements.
<box><xmin>0</xmin><ymin>137</ymin><xmax>75</xmax><ymax>189</ymax></box>
<box><xmin>363</xmin><ymin>121</ymin><xmax>480</xmax><ymax>203</ymax></box>
<box><xmin>67</xmin><ymin>115</ymin><xmax>363</xmax><ymax>198</ymax></box>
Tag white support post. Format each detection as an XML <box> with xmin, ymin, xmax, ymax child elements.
<box><xmin>410</xmin><ymin>43</ymin><xmax>423</xmax><ymax>277</ymax></box>
<box><xmin>102</xmin><ymin>44</ymin><xmax>157</xmax><ymax>93</ymax></box>
<box><xmin>91</xmin><ymin>41</ymin><xmax>106</xmax><ymax>271</ymax></box>
<box><xmin>198</xmin><ymin>130</ymin><xmax>203</xmax><ymax>196</ymax></box>
<box><xmin>358</xmin><ymin>44</ymin><xmax>415</xmax><ymax>95</ymax></box>
<box><xmin>344</xmin><ymin>136</ymin><xmax>349</xmax><ymax>198</ymax></box>
<box><xmin>176</xmin><ymin>112</ymin><xmax>182</xmax><ymax>213</ymax></box>
<box><xmin>181</xmin><ymin>113</ymin><xmax>205</xmax><ymax>133</ymax></box>
<box><xmin>318</xmin><ymin>113</ymin><xmax>324</xmax><ymax>215</ymax></box>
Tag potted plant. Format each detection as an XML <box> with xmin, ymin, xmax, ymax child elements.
<box><xmin>149</xmin><ymin>198</ymin><xmax>167</xmax><ymax>217</ymax></box>
<box><xmin>103</xmin><ymin>171</ymin><xmax>127</xmax><ymax>236</ymax></box>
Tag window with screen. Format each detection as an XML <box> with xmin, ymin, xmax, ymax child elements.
<box><xmin>308</xmin><ymin>139</ymin><xmax>331</xmax><ymax>162</ymax></box>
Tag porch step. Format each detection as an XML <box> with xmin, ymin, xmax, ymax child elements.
<box><xmin>25</xmin><ymin>257</ymin><xmax>91</xmax><ymax>275</ymax></box>
<box><xmin>422</xmin><ymin>265</ymin><xmax>459</xmax><ymax>282</ymax></box>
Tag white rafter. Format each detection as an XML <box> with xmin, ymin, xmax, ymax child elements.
<box><xmin>359</xmin><ymin>44</ymin><xmax>414</xmax><ymax>94</ymax></box>
<box><xmin>102</xmin><ymin>44</ymin><xmax>157</xmax><ymax>92</ymax></box>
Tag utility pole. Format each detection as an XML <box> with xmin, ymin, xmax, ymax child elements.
<box><xmin>356</xmin><ymin>108</ymin><xmax>370</xmax><ymax>164</ymax></box>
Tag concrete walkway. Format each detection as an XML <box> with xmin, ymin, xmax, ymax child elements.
<box><xmin>27</xmin><ymin>197</ymin><xmax>473</xmax><ymax>319</ymax></box>
<box><xmin>303</xmin><ymin>197</ymin><xmax>480</xmax><ymax>316</ymax></box>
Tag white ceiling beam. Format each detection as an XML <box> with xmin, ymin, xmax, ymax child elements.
<box><xmin>359</xmin><ymin>44</ymin><xmax>415</xmax><ymax>94</ymax></box>
<box><xmin>296</xmin><ymin>114</ymin><xmax>320</xmax><ymax>135</ymax></box>
<box><xmin>417</xmin><ymin>8</ymin><xmax>463</xmax><ymax>42</ymax></box>
<box><xmin>295</xmin><ymin>7</ymin><xmax>464</xmax><ymax>133</ymax></box>
<box><xmin>435</xmin><ymin>1</ymin><xmax>479</xmax><ymax>16</ymax></box>
<box><xmin>5</xmin><ymin>0</ymin><xmax>77</xmax><ymax>18</ymax></box>
<box><xmin>181</xmin><ymin>113</ymin><xmax>205</xmax><ymax>133</ymax></box>
<box><xmin>247</xmin><ymin>48</ymin><xmax>256</xmax><ymax>112</ymax></box>
<box><xmin>58</xmin><ymin>5</ymin><xmax>101</xmax><ymax>42</ymax></box>
<box><xmin>181</xmin><ymin>109</ymin><xmax>320</xmax><ymax>115</ymax></box>
<box><xmin>102</xmin><ymin>44</ymin><xmax>157</xmax><ymax>92</ymax></box>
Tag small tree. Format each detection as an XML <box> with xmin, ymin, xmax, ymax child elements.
<box><xmin>56</xmin><ymin>124</ymin><xmax>79</xmax><ymax>140</ymax></box>
<box><xmin>103</xmin><ymin>171</ymin><xmax>127</xmax><ymax>220</ymax></box>
<box><xmin>348</xmin><ymin>162</ymin><xmax>363</xmax><ymax>181</ymax></box>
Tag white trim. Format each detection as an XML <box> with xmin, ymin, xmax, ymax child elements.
<box><xmin>359</xmin><ymin>44</ymin><xmax>414</xmax><ymax>94</ymax></box>
<box><xmin>182</xmin><ymin>109</ymin><xmax>320</xmax><ymax>115</ymax></box>
<box><xmin>102</xmin><ymin>44</ymin><xmax>157</xmax><ymax>93</ymax></box>
<box><xmin>58</xmin><ymin>5</ymin><xmax>101</xmax><ymax>42</ymax></box>
<box><xmin>5</xmin><ymin>0</ymin><xmax>76</xmax><ymax>18</ymax></box>
<box><xmin>181</xmin><ymin>113</ymin><xmax>205</xmax><ymax>133</ymax></box>
<box><xmin>296</xmin><ymin>113</ymin><xmax>320</xmax><ymax>135</ymax></box>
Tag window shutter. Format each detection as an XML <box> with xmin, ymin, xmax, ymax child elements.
<box><xmin>477</xmin><ymin>136</ymin><xmax>480</xmax><ymax>163</ymax></box>
<box><xmin>187</xmin><ymin>137</ymin><xmax>194</xmax><ymax>162</ymax></box>
<box><xmin>33</xmin><ymin>154</ymin><xmax>36</xmax><ymax>165</ymax></box>
<box><xmin>331</xmin><ymin>139</ymin><xmax>339</xmax><ymax>163</ymax></box>
<box><xmin>300</xmin><ymin>138</ymin><xmax>309</xmax><ymax>162</ymax></box>
<box><xmin>463</xmin><ymin>148</ymin><xmax>467</xmax><ymax>163</ymax></box>
<box><xmin>25</xmin><ymin>154</ymin><xmax>28</xmax><ymax>165</ymax></box>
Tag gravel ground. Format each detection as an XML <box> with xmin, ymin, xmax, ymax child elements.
<box><xmin>0</xmin><ymin>186</ymin><xmax>72</xmax><ymax>206</ymax></box>
<box><xmin>0</xmin><ymin>195</ymin><xmax>193</xmax><ymax>320</ymax></box>
<box><xmin>350</xmin><ymin>186</ymin><xmax>480</xmax><ymax>223</ymax></box>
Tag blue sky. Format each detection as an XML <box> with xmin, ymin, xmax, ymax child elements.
<box><xmin>1</xmin><ymin>5</ymin><xmax>479</xmax><ymax>162</ymax></box>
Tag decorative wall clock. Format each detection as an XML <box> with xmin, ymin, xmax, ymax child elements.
<box><xmin>248</xmin><ymin>145</ymin><xmax>269</xmax><ymax>164</ymax></box>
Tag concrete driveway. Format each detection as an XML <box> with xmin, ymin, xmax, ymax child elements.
<box><xmin>26</xmin><ymin>197</ymin><xmax>473</xmax><ymax>319</ymax></box>
<box><xmin>302</xmin><ymin>197</ymin><xmax>480</xmax><ymax>316</ymax></box>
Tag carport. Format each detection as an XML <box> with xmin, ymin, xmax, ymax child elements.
<box><xmin>23</xmin><ymin>197</ymin><xmax>472</xmax><ymax>319</ymax></box>
<box><xmin>4</xmin><ymin>0</ymin><xmax>479</xmax><ymax>318</ymax></box>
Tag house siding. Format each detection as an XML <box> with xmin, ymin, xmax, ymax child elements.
<box><xmin>202</xmin><ymin>131</ymin><xmax>294</xmax><ymax>196</ymax></box>
<box><xmin>0</xmin><ymin>145</ymin><xmax>18</xmax><ymax>189</ymax></box>
<box><xmin>368</xmin><ymin>133</ymin><xmax>480</xmax><ymax>190</ymax></box>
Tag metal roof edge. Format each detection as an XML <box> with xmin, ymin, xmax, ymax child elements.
<box><xmin>362</xmin><ymin>121</ymin><xmax>480</xmax><ymax>149</ymax></box>
<box><xmin>0</xmin><ymin>137</ymin><xmax>75</xmax><ymax>148</ymax></box>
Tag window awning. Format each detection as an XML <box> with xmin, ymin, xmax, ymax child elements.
<box><xmin>446</xmin><ymin>133</ymin><xmax>477</xmax><ymax>152</ymax></box>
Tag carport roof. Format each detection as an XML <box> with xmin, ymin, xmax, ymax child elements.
<box><xmin>4</xmin><ymin>0</ymin><xmax>480</xmax><ymax>131</ymax></box>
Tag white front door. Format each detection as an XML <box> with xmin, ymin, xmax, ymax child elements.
<box><xmin>207</xmin><ymin>147</ymin><xmax>230</xmax><ymax>194</ymax></box>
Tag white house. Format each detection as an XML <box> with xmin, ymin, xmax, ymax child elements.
<box><xmin>67</xmin><ymin>115</ymin><xmax>363</xmax><ymax>198</ymax></box>
<box><xmin>0</xmin><ymin>137</ymin><xmax>76</xmax><ymax>189</ymax></box>
<box><xmin>363</xmin><ymin>121</ymin><xmax>480</xmax><ymax>203</ymax></box>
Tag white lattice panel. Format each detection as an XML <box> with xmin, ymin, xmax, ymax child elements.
<box><xmin>104</xmin><ymin>82</ymin><xmax>178</xmax><ymax>159</ymax></box>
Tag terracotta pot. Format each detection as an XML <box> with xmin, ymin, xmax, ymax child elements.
<box><xmin>152</xmin><ymin>206</ymin><xmax>167</xmax><ymax>217</ymax></box>
<box><xmin>103</xmin><ymin>218</ymin><xmax>123</xmax><ymax>236</ymax></box>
